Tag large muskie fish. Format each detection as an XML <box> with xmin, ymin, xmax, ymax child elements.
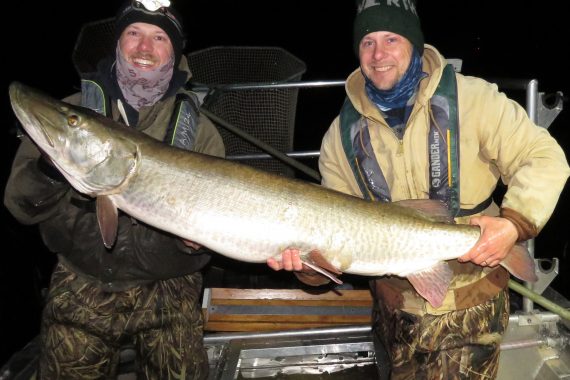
<box><xmin>9</xmin><ymin>82</ymin><xmax>536</xmax><ymax>307</ymax></box>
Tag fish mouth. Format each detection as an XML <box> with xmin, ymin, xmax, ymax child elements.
<box><xmin>9</xmin><ymin>81</ymin><xmax>66</xmax><ymax>149</ymax></box>
<box><xmin>31</xmin><ymin>112</ymin><xmax>56</xmax><ymax>148</ymax></box>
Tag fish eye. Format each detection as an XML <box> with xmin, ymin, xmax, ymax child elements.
<box><xmin>68</xmin><ymin>115</ymin><xmax>80</xmax><ymax>127</ymax></box>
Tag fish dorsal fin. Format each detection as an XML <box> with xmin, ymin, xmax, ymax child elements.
<box><xmin>300</xmin><ymin>249</ymin><xmax>344</xmax><ymax>285</ymax></box>
<box><xmin>407</xmin><ymin>261</ymin><xmax>453</xmax><ymax>308</ymax></box>
<box><xmin>500</xmin><ymin>243</ymin><xmax>538</xmax><ymax>282</ymax></box>
<box><xmin>96</xmin><ymin>195</ymin><xmax>118</xmax><ymax>249</ymax></box>
<box><xmin>394</xmin><ymin>199</ymin><xmax>455</xmax><ymax>224</ymax></box>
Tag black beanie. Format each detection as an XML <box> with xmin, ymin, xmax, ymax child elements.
<box><xmin>353</xmin><ymin>0</ymin><xmax>424</xmax><ymax>55</ymax></box>
<box><xmin>115</xmin><ymin>1</ymin><xmax>186</xmax><ymax>66</ymax></box>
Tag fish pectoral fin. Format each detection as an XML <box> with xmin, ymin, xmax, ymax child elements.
<box><xmin>96</xmin><ymin>195</ymin><xmax>118</xmax><ymax>249</ymax></box>
<box><xmin>407</xmin><ymin>261</ymin><xmax>453</xmax><ymax>308</ymax></box>
<box><xmin>301</xmin><ymin>250</ymin><xmax>343</xmax><ymax>285</ymax></box>
<box><xmin>307</xmin><ymin>250</ymin><xmax>343</xmax><ymax>275</ymax></box>
<box><xmin>301</xmin><ymin>261</ymin><xmax>344</xmax><ymax>285</ymax></box>
<box><xmin>500</xmin><ymin>243</ymin><xmax>538</xmax><ymax>282</ymax></box>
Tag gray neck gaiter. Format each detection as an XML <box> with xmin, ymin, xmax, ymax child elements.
<box><xmin>115</xmin><ymin>45</ymin><xmax>174</xmax><ymax>111</ymax></box>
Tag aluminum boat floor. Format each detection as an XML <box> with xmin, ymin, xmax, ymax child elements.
<box><xmin>205</xmin><ymin>312</ymin><xmax>570</xmax><ymax>380</ymax></box>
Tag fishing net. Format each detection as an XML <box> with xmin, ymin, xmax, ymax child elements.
<box><xmin>187</xmin><ymin>46</ymin><xmax>306</xmax><ymax>177</ymax></box>
<box><xmin>72</xmin><ymin>18</ymin><xmax>116</xmax><ymax>76</ymax></box>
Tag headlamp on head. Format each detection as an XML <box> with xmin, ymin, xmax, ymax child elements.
<box><xmin>136</xmin><ymin>0</ymin><xmax>170</xmax><ymax>12</ymax></box>
<box><xmin>118</xmin><ymin>0</ymin><xmax>184</xmax><ymax>37</ymax></box>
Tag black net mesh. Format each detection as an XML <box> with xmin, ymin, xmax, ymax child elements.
<box><xmin>72</xmin><ymin>18</ymin><xmax>116</xmax><ymax>75</ymax></box>
<box><xmin>187</xmin><ymin>47</ymin><xmax>306</xmax><ymax>177</ymax></box>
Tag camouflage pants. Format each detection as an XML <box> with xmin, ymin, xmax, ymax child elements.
<box><xmin>38</xmin><ymin>262</ymin><xmax>208</xmax><ymax>380</ymax></box>
<box><xmin>372</xmin><ymin>289</ymin><xmax>509</xmax><ymax>380</ymax></box>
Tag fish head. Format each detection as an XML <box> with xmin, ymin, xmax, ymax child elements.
<box><xmin>9</xmin><ymin>81</ymin><xmax>140</xmax><ymax>196</ymax></box>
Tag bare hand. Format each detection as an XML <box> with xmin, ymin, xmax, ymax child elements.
<box><xmin>458</xmin><ymin>215</ymin><xmax>518</xmax><ymax>267</ymax></box>
<box><xmin>267</xmin><ymin>248</ymin><xmax>304</xmax><ymax>271</ymax></box>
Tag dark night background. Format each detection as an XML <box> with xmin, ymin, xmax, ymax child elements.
<box><xmin>1</xmin><ymin>1</ymin><xmax>569</xmax><ymax>365</ymax></box>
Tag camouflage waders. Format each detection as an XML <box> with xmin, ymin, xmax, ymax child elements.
<box><xmin>372</xmin><ymin>288</ymin><xmax>509</xmax><ymax>380</ymax></box>
<box><xmin>38</xmin><ymin>262</ymin><xmax>208</xmax><ymax>379</ymax></box>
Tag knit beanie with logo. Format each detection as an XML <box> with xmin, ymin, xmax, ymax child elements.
<box><xmin>353</xmin><ymin>0</ymin><xmax>424</xmax><ymax>54</ymax></box>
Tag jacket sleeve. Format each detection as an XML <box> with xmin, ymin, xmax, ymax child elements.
<box><xmin>4</xmin><ymin>136</ymin><xmax>71</xmax><ymax>225</ymax></box>
<box><xmin>467</xmin><ymin>77</ymin><xmax>570</xmax><ymax>233</ymax></box>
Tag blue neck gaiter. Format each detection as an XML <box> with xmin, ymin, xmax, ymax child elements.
<box><xmin>364</xmin><ymin>47</ymin><xmax>425</xmax><ymax>111</ymax></box>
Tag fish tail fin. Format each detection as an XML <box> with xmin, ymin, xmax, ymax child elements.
<box><xmin>407</xmin><ymin>262</ymin><xmax>453</xmax><ymax>308</ymax></box>
<box><xmin>500</xmin><ymin>243</ymin><xmax>537</xmax><ymax>282</ymax></box>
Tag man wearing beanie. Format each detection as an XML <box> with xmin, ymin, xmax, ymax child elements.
<box><xmin>5</xmin><ymin>1</ymin><xmax>224</xmax><ymax>378</ymax></box>
<box><xmin>269</xmin><ymin>0</ymin><xmax>569</xmax><ymax>378</ymax></box>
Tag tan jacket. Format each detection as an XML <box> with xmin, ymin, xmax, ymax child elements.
<box><xmin>318</xmin><ymin>45</ymin><xmax>570</xmax><ymax>314</ymax></box>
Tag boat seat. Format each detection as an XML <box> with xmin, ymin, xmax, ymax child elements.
<box><xmin>201</xmin><ymin>287</ymin><xmax>373</xmax><ymax>332</ymax></box>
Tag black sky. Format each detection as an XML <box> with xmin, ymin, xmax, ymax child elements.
<box><xmin>2</xmin><ymin>1</ymin><xmax>569</xmax><ymax>364</ymax></box>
